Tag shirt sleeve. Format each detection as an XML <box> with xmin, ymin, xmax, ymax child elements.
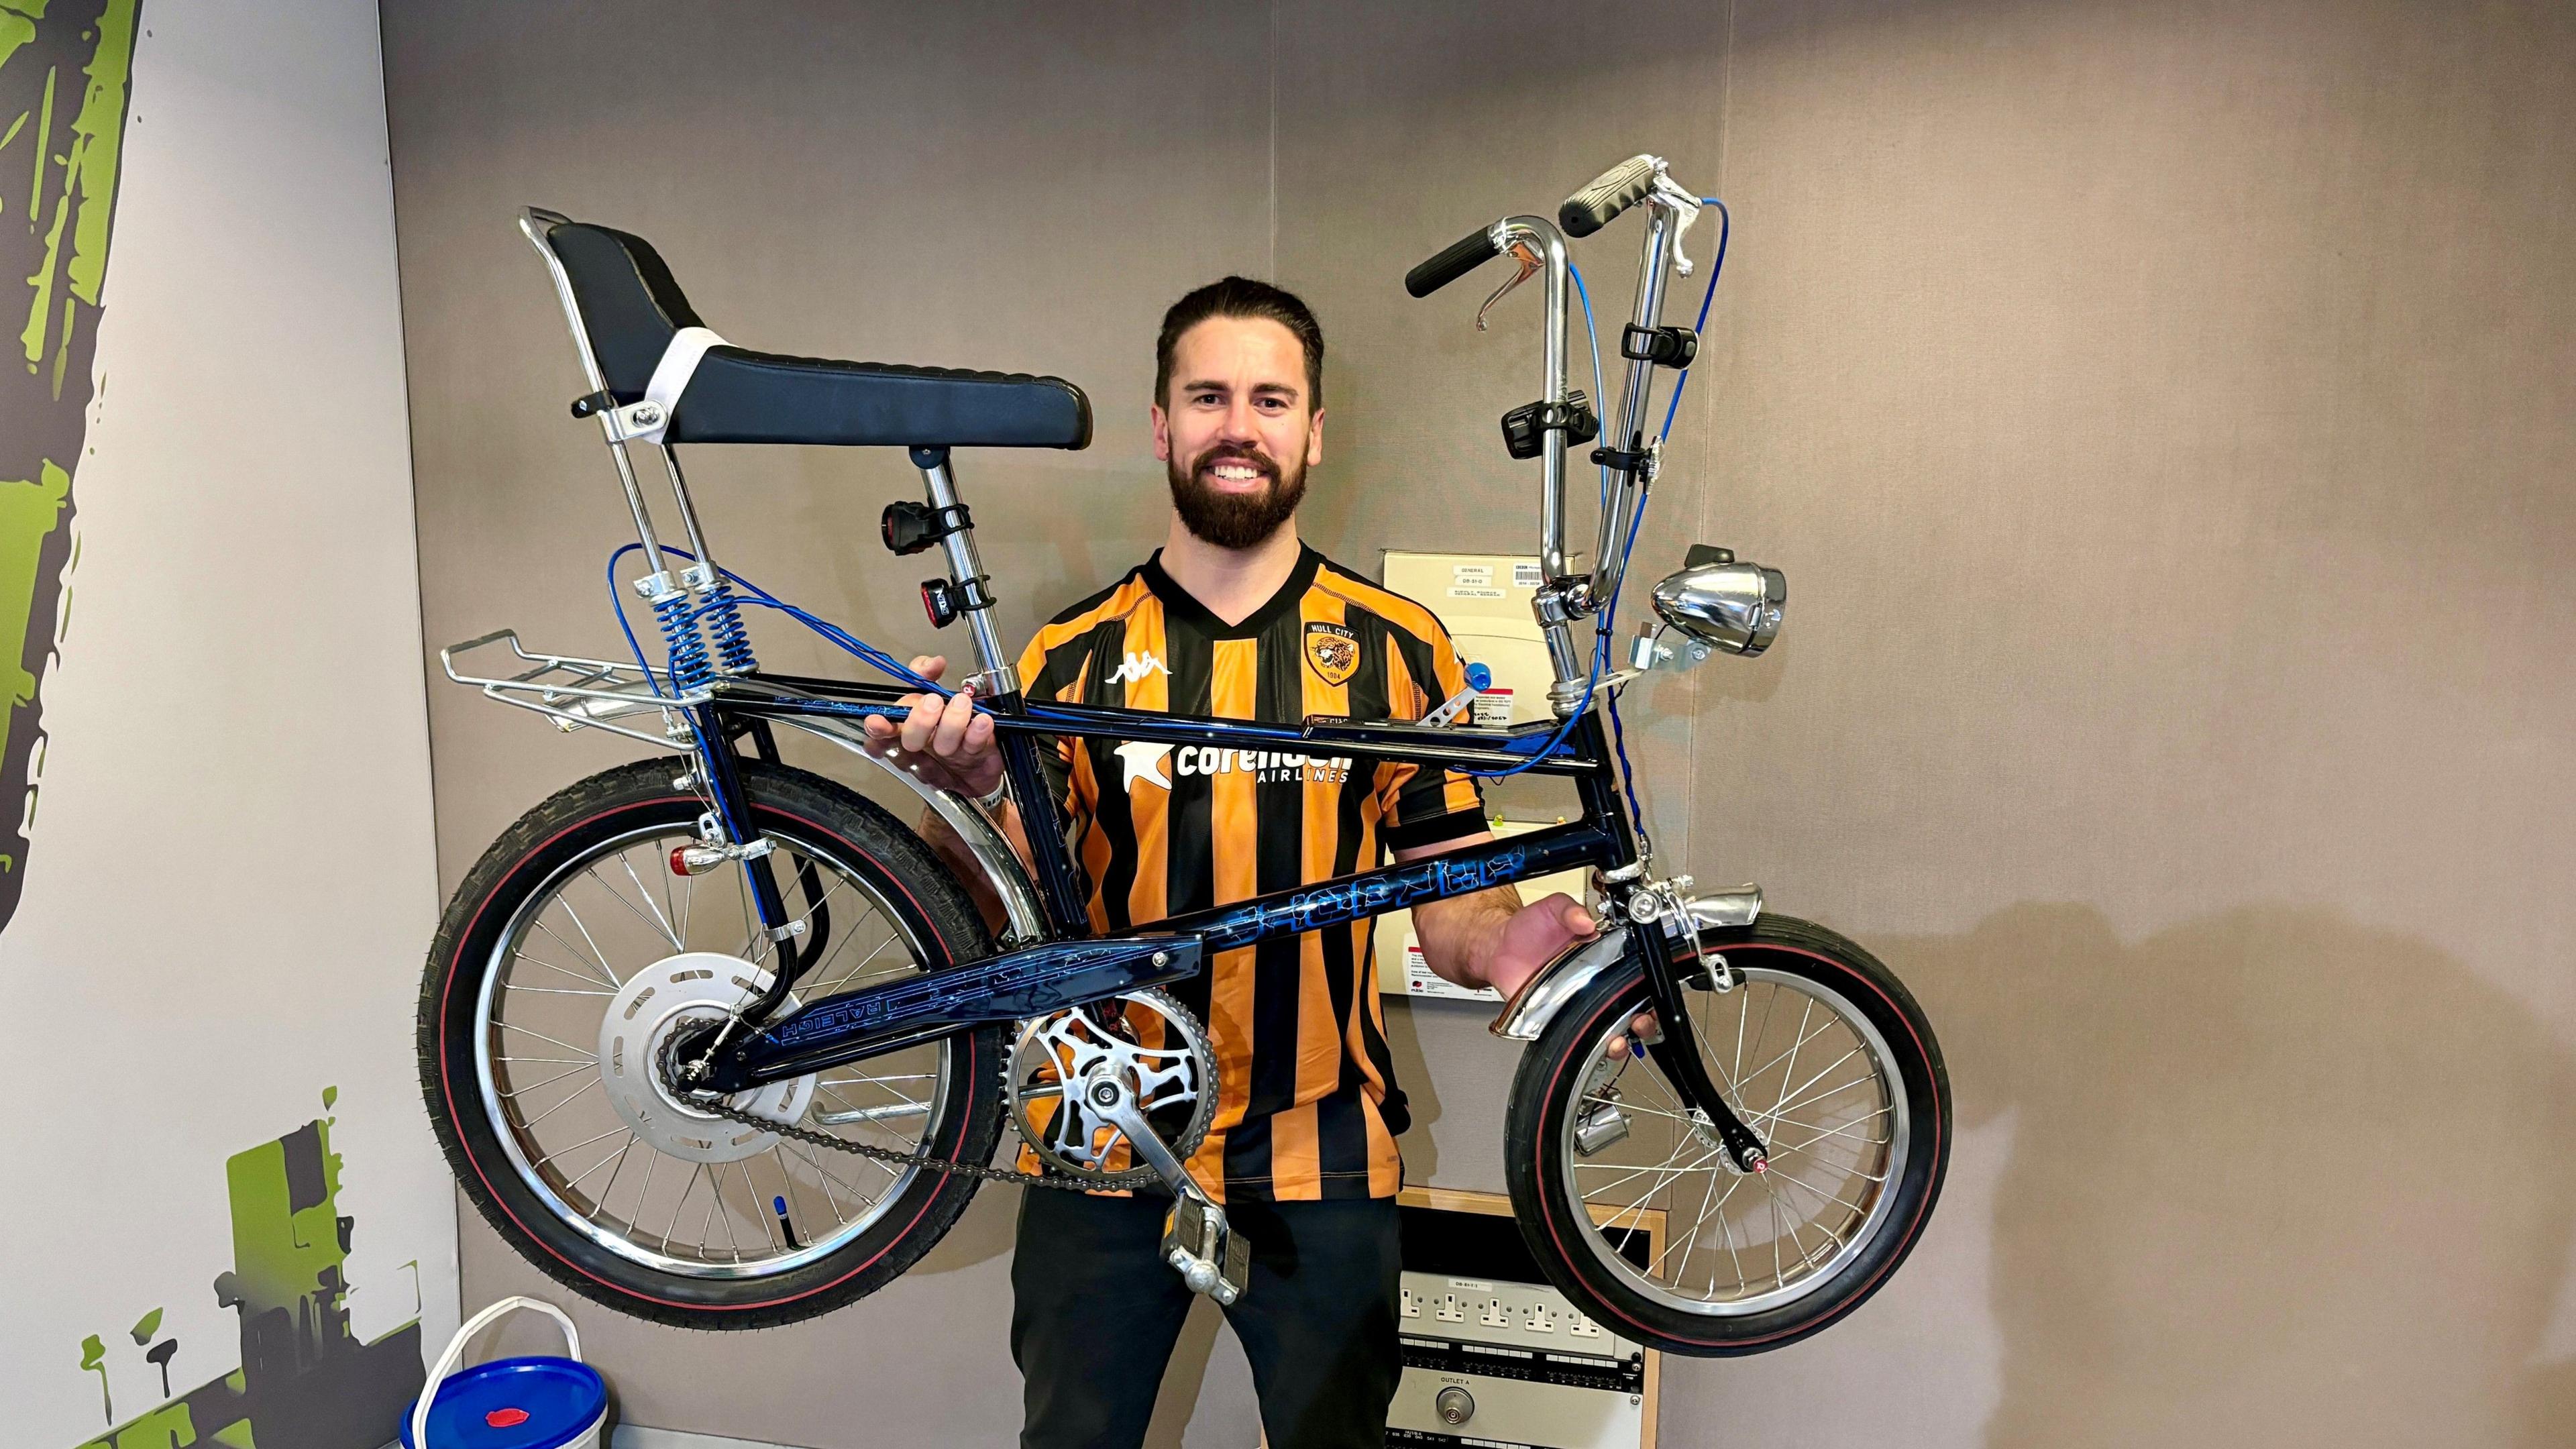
<box><xmin>1378</xmin><ymin>618</ymin><xmax>1491</xmax><ymax>853</ymax></box>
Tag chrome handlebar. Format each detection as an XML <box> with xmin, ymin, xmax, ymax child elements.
<box><xmin>1407</xmin><ymin>155</ymin><xmax>1707</xmax><ymax>697</ymax></box>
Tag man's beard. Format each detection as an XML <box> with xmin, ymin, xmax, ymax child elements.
<box><xmin>1167</xmin><ymin>441</ymin><xmax>1307</xmax><ymax>551</ymax></box>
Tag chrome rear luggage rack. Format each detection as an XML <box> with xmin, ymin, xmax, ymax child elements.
<box><xmin>440</xmin><ymin>629</ymin><xmax>698</xmax><ymax>749</ymax></box>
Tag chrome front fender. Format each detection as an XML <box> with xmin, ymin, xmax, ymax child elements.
<box><xmin>1489</xmin><ymin>928</ymin><xmax>1635</xmax><ymax>1042</ymax></box>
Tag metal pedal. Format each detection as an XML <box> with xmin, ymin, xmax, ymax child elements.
<box><xmin>1162</xmin><ymin>1194</ymin><xmax>1250</xmax><ymax>1306</ymax></box>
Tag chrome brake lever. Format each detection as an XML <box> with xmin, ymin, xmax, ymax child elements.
<box><xmin>1652</xmin><ymin>174</ymin><xmax>1705</xmax><ymax>276</ymax></box>
<box><xmin>1475</xmin><ymin>240</ymin><xmax>1545</xmax><ymax>332</ymax></box>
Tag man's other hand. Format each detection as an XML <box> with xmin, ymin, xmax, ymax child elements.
<box><xmin>858</xmin><ymin>655</ymin><xmax>1005</xmax><ymax>800</ymax></box>
<box><xmin>1482</xmin><ymin>892</ymin><xmax>1597</xmax><ymax>1001</ymax></box>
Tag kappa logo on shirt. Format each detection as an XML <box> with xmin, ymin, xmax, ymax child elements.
<box><xmin>1112</xmin><ymin>742</ymin><xmax>1354</xmax><ymax>792</ymax></box>
<box><xmin>1103</xmin><ymin>650</ymin><xmax>1170</xmax><ymax>686</ymax></box>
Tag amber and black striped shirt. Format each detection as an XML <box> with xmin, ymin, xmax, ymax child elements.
<box><xmin>1014</xmin><ymin>545</ymin><xmax>1487</xmax><ymax>1202</ymax></box>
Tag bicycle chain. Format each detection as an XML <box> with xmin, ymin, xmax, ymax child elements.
<box><xmin>686</xmin><ymin>1085</ymin><xmax>1102</xmax><ymax>1191</ymax></box>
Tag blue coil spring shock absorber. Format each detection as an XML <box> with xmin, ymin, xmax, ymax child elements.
<box><xmin>700</xmin><ymin>578</ymin><xmax>759</xmax><ymax>675</ymax></box>
<box><xmin>655</xmin><ymin>590</ymin><xmax>712</xmax><ymax>692</ymax></box>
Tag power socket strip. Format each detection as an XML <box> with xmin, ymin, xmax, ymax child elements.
<box><xmin>1397</xmin><ymin>1271</ymin><xmax>1633</xmax><ymax>1358</ymax></box>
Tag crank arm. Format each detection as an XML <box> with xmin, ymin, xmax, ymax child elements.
<box><xmin>1635</xmin><ymin>929</ymin><xmax>1771</xmax><ymax>1172</ymax></box>
<box><xmin>1097</xmin><ymin>1093</ymin><xmax>1248</xmax><ymax>1305</ymax></box>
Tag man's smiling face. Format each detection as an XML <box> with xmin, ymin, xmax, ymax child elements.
<box><xmin>1152</xmin><ymin>314</ymin><xmax>1324</xmax><ymax>550</ymax></box>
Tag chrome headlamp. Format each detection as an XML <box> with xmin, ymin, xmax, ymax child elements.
<box><xmin>1647</xmin><ymin>545</ymin><xmax>1786</xmax><ymax>658</ymax></box>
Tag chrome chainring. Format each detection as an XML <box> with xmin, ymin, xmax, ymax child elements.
<box><xmin>1009</xmin><ymin>989</ymin><xmax>1217</xmax><ymax>1188</ymax></box>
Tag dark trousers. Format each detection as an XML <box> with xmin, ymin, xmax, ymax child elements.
<box><xmin>1012</xmin><ymin>1188</ymin><xmax>1403</xmax><ymax>1449</ymax></box>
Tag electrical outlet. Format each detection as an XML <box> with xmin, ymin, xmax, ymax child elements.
<box><xmin>1478</xmin><ymin>1297</ymin><xmax>1510</xmax><ymax>1329</ymax></box>
<box><xmin>1436</xmin><ymin>1293</ymin><xmax>1466</xmax><ymax>1324</ymax></box>
<box><xmin>1399</xmin><ymin>1287</ymin><xmax>1421</xmax><ymax>1320</ymax></box>
<box><xmin>1525</xmin><ymin>1304</ymin><xmax>1557</xmax><ymax>1334</ymax></box>
<box><xmin>1568</xmin><ymin>1312</ymin><xmax>1604</xmax><ymax>1338</ymax></box>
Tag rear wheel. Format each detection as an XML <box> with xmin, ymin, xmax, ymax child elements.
<box><xmin>1505</xmin><ymin>914</ymin><xmax>1949</xmax><ymax>1355</ymax></box>
<box><xmin>419</xmin><ymin>757</ymin><xmax>1004</xmax><ymax>1329</ymax></box>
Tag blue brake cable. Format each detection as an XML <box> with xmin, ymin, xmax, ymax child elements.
<box><xmin>1599</xmin><ymin>199</ymin><xmax>1729</xmax><ymax>845</ymax></box>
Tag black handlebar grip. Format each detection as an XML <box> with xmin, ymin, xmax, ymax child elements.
<box><xmin>1405</xmin><ymin>225</ymin><xmax>1501</xmax><ymax>298</ymax></box>
<box><xmin>1559</xmin><ymin>154</ymin><xmax>1660</xmax><ymax>237</ymax></box>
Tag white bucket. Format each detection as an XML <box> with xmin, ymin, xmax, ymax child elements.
<box><xmin>405</xmin><ymin>1295</ymin><xmax>608</xmax><ymax>1449</ymax></box>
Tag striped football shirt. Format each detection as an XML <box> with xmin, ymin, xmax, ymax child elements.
<box><xmin>1013</xmin><ymin>544</ymin><xmax>1488</xmax><ymax>1202</ymax></box>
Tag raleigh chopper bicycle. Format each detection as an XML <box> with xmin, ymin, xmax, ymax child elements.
<box><xmin>420</xmin><ymin>154</ymin><xmax>1949</xmax><ymax>1355</ymax></box>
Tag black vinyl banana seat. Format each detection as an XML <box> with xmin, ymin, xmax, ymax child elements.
<box><xmin>535</xmin><ymin>216</ymin><xmax>1092</xmax><ymax>451</ymax></box>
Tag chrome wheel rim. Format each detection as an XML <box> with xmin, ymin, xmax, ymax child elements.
<box><xmin>1560</xmin><ymin>963</ymin><xmax>1909</xmax><ymax>1318</ymax></box>
<box><xmin>472</xmin><ymin>820</ymin><xmax>953</xmax><ymax>1278</ymax></box>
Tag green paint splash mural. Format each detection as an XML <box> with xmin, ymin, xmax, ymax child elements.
<box><xmin>0</xmin><ymin>0</ymin><xmax>139</xmax><ymax>929</ymax></box>
<box><xmin>64</xmin><ymin>1094</ymin><xmax>428</xmax><ymax>1449</ymax></box>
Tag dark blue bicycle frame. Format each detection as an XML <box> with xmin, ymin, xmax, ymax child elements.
<box><xmin>680</xmin><ymin>664</ymin><xmax>1640</xmax><ymax>1095</ymax></box>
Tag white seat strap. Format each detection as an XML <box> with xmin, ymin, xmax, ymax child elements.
<box><xmin>609</xmin><ymin>325</ymin><xmax>728</xmax><ymax>444</ymax></box>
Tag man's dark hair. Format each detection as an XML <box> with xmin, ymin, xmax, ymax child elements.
<box><xmin>1153</xmin><ymin>276</ymin><xmax>1324</xmax><ymax>411</ymax></box>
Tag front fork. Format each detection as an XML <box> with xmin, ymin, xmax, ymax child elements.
<box><xmin>1563</xmin><ymin>714</ymin><xmax>1772</xmax><ymax>1173</ymax></box>
<box><xmin>1628</xmin><ymin>922</ymin><xmax>1770</xmax><ymax>1173</ymax></box>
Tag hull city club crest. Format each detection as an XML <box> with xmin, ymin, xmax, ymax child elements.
<box><xmin>1304</xmin><ymin>621</ymin><xmax>1358</xmax><ymax>686</ymax></box>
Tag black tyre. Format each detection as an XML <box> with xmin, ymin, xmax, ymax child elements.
<box><xmin>419</xmin><ymin>757</ymin><xmax>1004</xmax><ymax>1329</ymax></box>
<box><xmin>1505</xmin><ymin>914</ymin><xmax>1949</xmax><ymax>1355</ymax></box>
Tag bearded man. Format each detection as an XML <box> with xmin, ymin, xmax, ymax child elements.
<box><xmin>863</xmin><ymin>277</ymin><xmax>1594</xmax><ymax>1449</ymax></box>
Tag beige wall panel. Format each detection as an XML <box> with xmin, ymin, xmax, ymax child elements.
<box><xmin>1686</xmin><ymin>3</ymin><xmax>2576</xmax><ymax>1446</ymax></box>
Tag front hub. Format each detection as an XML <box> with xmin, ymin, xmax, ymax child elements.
<box><xmin>597</xmin><ymin>951</ymin><xmax>814</xmax><ymax>1164</ymax></box>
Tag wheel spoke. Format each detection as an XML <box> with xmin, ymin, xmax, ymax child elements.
<box><xmin>1763</xmin><ymin>1163</ymin><xmax>1874</xmax><ymax>1220</ymax></box>
<box><xmin>1610</xmin><ymin>1141</ymin><xmax>1726</xmax><ymax>1225</ymax></box>
<box><xmin>1765</xmin><ymin>1108</ymin><xmax>1894</xmax><ymax>1159</ymax></box>
<box><xmin>512</xmin><ymin>949</ymin><xmax>615</xmax><ymax>991</ymax></box>
<box><xmin>1713</xmin><ymin>1175</ymin><xmax>1749</xmax><ymax>1298</ymax></box>
<box><xmin>590</xmin><ymin>851</ymin><xmax>685</xmax><ymax>954</ymax></box>
<box><xmin>562</xmin><ymin>1133</ymin><xmax>635</xmax><ymax>1196</ymax></box>
<box><xmin>1727</xmin><ymin>1012</ymin><xmax>1842</xmax><ymax>1108</ymax></box>
<box><xmin>662</xmin><ymin>1163</ymin><xmax>702</xmax><ymax>1254</ymax></box>
<box><xmin>1759</xmin><ymin>1052</ymin><xmax>1869</xmax><ymax>1127</ymax></box>
<box><xmin>533</xmin><ymin>1125</ymin><xmax>627</xmax><ymax>1171</ymax></box>
<box><xmin>496</xmin><ymin>1022</ymin><xmax>594</xmax><ymax>1059</ymax></box>
<box><xmin>552</xmin><ymin>900</ymin><xmax>623</xmax><ymax>989</ymax></box>
<box><xmin>500</xmin><ymin>1065</ymin><xmax>594</xmax><ymax>1098</ymax></box>
<box><xmin>808</xmin><ymin>932</ymin><xmax>902</xmax><ymax>997</ymax></box>
<box><xmin>613</xmin><ymin>850</ymin><xmax>686</xmax><ymax>950</ymax></box>
<box><xmin>710</xmin><ymin>1161</ymin><xmax>746</xmax><ymax>1262</ymax></box>
<box><xmin>631</xmin><ymin>1149</ymin><xmax>662</xmax><ymax>1235</ymax></box>
<box><xmin>586</xmin><ymin>1135</ymin><xmax>639</xmax><ymax>1216</ymax></box>
<box><xmin>1659</xmin><ymin>1152</ymin><xmax>1727</xmax><ymax>1277</ymax></box>
<box><xmin>788</xmin><ymin>1138</ymin><xmax>880</xmax><ymax>1211</ymax></box>
<box><xmin>520</xmin><ymin>1076</ymin><xmax>602</xmax><ymax>1128</ymax></box>
<box><xmin>1577</xmin><ymin>1134</ymin><xmax>1705</xmax><ymax>1199</ymax></box>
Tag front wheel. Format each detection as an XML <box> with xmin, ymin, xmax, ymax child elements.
<box><xmin>1505</xmin><ymin>914</ymin><xmax>1949</xmax><ymax>1356</ymax></box>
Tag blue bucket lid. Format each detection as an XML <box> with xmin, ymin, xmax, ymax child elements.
<box><xmin>400</xmin><ymin>1355</ymin><xmax>607</xmax><ymax>1449</ymax></box>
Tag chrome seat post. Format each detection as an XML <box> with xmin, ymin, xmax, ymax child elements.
<box><xmin>909</xmin><ymin>446</ymin><xmax>1017</xmax><ymax>696</ymax></box>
